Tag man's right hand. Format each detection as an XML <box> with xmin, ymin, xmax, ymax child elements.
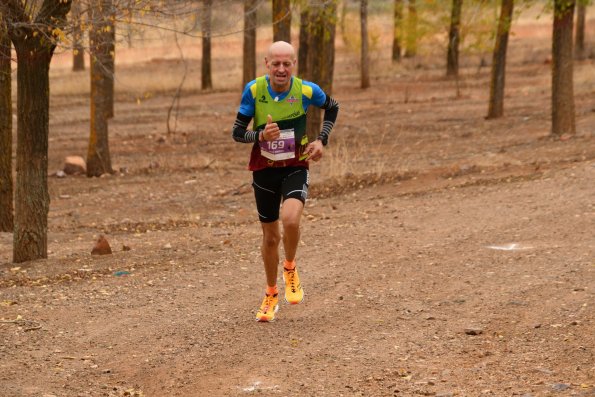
<box><xmin>262</xmin><ymin>114</ymin><xmax>280</xmax><ymax>141</ymax></box>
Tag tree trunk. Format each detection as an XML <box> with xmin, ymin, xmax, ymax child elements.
<box><xmin>360</xmin><ymin>0</ymin><xmax>370</xmax><ymax>89</ymax></box>
<box><xmin>487</xmin><ymin>0</ymin><xmax>514</xmax><ymax>119</ymax></box>
<box><xmin>0</xmin><ymin>21</ymin><xmax>13</xmax><ymax>232</ymax></box>
<box><xmin>305</xmin><ymin>0</ymin><xmax>337</xmax><ymax>141</ymax></box>
<box><xmin>71</xmin><ymin>0</ymin><xmax>85</xmax><ymax>71</ymax></box>
<box><xmin>551</xmin><ymin>0</ymin><xmax>576</xmax><ymax>137</ymax></box>
<box><xmin>272</xmin><ymin>0</ymin><xmax>291</xmax><ymax>43</ymax></box>
<box><xmin>340</xmin><ymin>0</ymin><xmax>347</xmax><ymax>43</ymax></box>
<box><xmin>393</xmin><ymin>0</ymin><xmax>403</xmax><ymax>62</ymax></box>
<box><xmin>574</xmin><ymin>3</ymin><xmax>586</xmax><ymax>60</ymax></box>
<box><xmin>4</xmin><ymin>0</ymin><xmax>72</xmax><ymax>262</ymax></box>
<box><xmin>243</xmin><ymin>0</ymin><xmax>257</xmax><ymax>88</ymax></box>
<box><xmin>298</xmin><ymin>6</ymin><xmax>310</xmax><ymax>78</ymax></box>
<box><xmin>446</xmin><ymin>0</ymin><xmax>463</xmax><ymax>77</ymax></box>
<box><xmin>404</xmin><ymin>0</ymin><xmax>417</xmax><ymax>58</ymax></box>
<box><xmin>106</xmin><ymin>6</ymin><xmax>115</xmax><ymax>119</ymax></box>
<box><xmin>12</xmin><ymin>40</ymin><xmax>52</xmax><ymax>262</ymax></box>
<box><xmin>201</xmin><ymin>0</ymin><xmax>213</xmax><ymax>90</ymax></box>
<box><xmin>88</xmin><ymin>0</ymin><xmax>114</xmax><ymax>177</ymax></box>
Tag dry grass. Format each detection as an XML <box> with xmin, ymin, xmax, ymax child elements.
<box><xmin>321</xmin><ymin>123</ymin><xmax>406</xmax><ymax>180</ymax></box>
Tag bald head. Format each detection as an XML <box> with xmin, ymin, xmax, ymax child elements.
<box><xmin>267</xmin><ymin>41</ymin><xmax>296</xmax><ymax>60</ymax></box>
<box><xmin>265</xmin><ymin>41</ymin><xmax>297</xmax><ymax>92</ymax></box>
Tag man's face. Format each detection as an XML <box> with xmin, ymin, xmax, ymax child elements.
<box><xmin>266</xmin><ymin>51</ymin><xmax>296</xmax><ymax>92</ymax></box>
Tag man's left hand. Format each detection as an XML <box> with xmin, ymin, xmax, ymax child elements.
<box><xmin>305</xmin><ymin>139</ymin><xmax>324</xmax><ymax>162</ymax></box>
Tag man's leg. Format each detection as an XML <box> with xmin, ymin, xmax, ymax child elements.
<box><xmin>280</xmin><ymin>198</ymin><xmax>304</xmax><ymax>261</ymax></box>
<box><xmin>256</xmin><ymin>220</ymin><xmax>281</xmax><ymax>322</ymax></box>
<box><xmin>281</xmin><ymin>198</ymin><xmax>305</xmax><ymax>304</ymax></box>
<box><xmin>261</xmin><ymin>220</ymin><xmax>281</xmax><ymax>288</ymax></box>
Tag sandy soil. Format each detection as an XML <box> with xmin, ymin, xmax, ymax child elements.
<box><xmin>1</xmin><ymin>11</ymin><xmax>595</xmax><ymax>397</ymax></box>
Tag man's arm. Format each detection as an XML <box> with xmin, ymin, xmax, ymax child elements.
<box><xmin>232</xmin><ymin>112</ymin><xmax>259</xmax><ymax>143</ymax></box>
<box><xmin>317</xmin><ymin>95</ymin><xmax>339</xmax><ymax>146</ymax></box>
<box><xmin>304</xmin><ymin>94</ymin><xmax>339</xmax><ymax>162</ymax></box>
<box><xmin>232</xmin><ymin>81</ymin><xmax>258</xmax><ymax>143</ymax></box>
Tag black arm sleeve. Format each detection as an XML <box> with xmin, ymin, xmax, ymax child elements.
<box><xmin>317</xmin><ymin>95</ymin><xmax>339</xmax><ymax>146</ymax></box>
<box><xmin>231</xmin><ymin>112</ymin><xmax>258</xmax><ymax>143</ymax></box>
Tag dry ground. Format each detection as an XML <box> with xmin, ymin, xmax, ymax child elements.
<box><xmin>1</xmin><ymin>11</ymin><xmax>595</xmax><ymax>397</ymax></box>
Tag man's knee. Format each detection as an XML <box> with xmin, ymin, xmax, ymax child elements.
<box><xmin>281</xmin><ymin>198</ymin><xmax>304</xmax><ymax>231</ymax></box>
<box><xmin>262</xmin><ymin>227</ymin><xmax>281</xmax><ymax>248</ymax></box>
<box><xmin>281</xmin><ymin>213</ymin><xmax>301</xmax><ymax>232</ymax></box>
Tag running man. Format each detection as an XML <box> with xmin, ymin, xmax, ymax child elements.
<box><xmin>232</xmin><ymin>41</ymin><xmax>339</xmax><ymax>322</ymax></box>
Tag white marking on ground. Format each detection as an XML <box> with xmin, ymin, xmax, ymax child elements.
<box><xmin>240</xmin><ymin>380</ymin><xmax>280</xmax><ymax>393</ymax></box>
<box><xmin>486</xmin><ymin>243</ymin><xmax>533</xmax><ymax>251</ymax></box>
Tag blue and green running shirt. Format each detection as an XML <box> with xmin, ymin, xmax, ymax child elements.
<box><xmin>238</xmin><ymin>75</ymin><xmax>327</xmax><ymax>171</ymax></box>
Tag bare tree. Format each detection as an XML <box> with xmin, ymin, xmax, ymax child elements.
<box><xmin>0</xmin><ymin>15</ymin><xmax>13</xmax><ymax>232</ymax></box>
<box><xmin>360</xmin><ymin>0</ymin><xmax>370</xmax><ymax>89</ymax></box>
<box><xmin>71</xmin><ymin>0</ymin><xmax>86</xmax><ymax>71</ymax></box>
<box><xmin>273</xmin><ymin>0</ymin><xmax>291</xmax><ymax>43</ymax></box>
<box><xmin>87</xmin><ymin>0</ymin><xmax>114</xmax><ymax>177</ymax></box>
<box><xmin>487</xmin><ymin>0</ymin><xmax>514</xmax><ymax>119</ymax></box>
<box><xmin>393</xmin><ymin>0</ymin><xmax>403</xmax><ymax>62</ymax></box>
<box><xmin>446</xmin><ymin>0</ymin><xmax>463</xmax><ymax>77</ymax></box>
<box><xmin>551</xmin><ymin>0</ymin><xmax>576</xmax><ymax>137</ymax></box>
<box><xmin>304</xmin><ymin>0</ymin><xmax>337</xmax><ymax>141</ymax></box>
<box><xmin>298</xmin><ymin>2</ymin><xmax>310</xmax><ymax>78</ymax></box>
<box><xmin>106</xmin><ymin>4</ymin><xmax>116</xmax><ymax>118</ymax></box>
<box><xmin>2</xmin><ymin>0</ymin><xmax>72</xmax><ymax>262</ymax></box>
<box><xmin>574</xmin><ymin>3</ymin><xmax>586</xmax><ymax>60</ymax></box>
<box><xmin>243</xmin><ymin>0</ymin><xmax>257</xmax><ymax>87</ymax></box>
<box><xmin>201</xmin><ymin>0</ymin><xmax>213</xmax><ymax>90</ymax></box>
<box><xmin>404</xmin><ymin>0</ymin><xmax>417</xmax><ymax>58</ymax></box>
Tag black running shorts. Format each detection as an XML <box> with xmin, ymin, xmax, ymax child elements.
<box><xmin>252</xmin><ymin>166</ymin><xmax>309</xmax><ymax>223</ymax></box>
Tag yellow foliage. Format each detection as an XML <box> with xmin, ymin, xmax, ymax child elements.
<box><xmin>52</xmin><ymin>28</ymin><xmax>66</xmax><ymax>42</ymax></box>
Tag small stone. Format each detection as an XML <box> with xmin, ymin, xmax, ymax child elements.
<box><xmin>91</xmin><ymin>235</ymin><xmax>112</xmax><ymax>255</ymax></box>
<box><xmin>464</xmin><ymin>327</ymin><xmax>483</xmax><ymax>335</ymax></box>
<box><xmin>551</xmin><ymin>383</ymin><xmax>570</xmax><ymax>391</ymax></box>
<box><xmin>63</xmin><ymin>155</ymin><xmax>86</xmax><ymax>175</ymax></box>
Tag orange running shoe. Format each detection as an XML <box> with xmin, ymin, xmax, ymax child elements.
<box><xmin>256</xmin><ymin>293</ymin><xmax>279</xmax><ymax>322</ymax></box>
<box><xmin>283</xmin><ymin>266</ymin><xmax>304</xmax><ymax>304</ymax></box>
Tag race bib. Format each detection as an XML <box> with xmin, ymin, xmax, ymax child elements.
<box><xmin>259</xmin><ymin>128</ymin><xmax>296</xmax><ymax>161</ymax></box>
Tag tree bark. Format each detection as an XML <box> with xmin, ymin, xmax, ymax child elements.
<box><xmin>574</xmin><ymin>3</ymin><xmax>586</xmax><ymax>60</ymax></box>
<box><xmin>0</xmin><ymin>20</ymin><xmax>13</xmax><ymax>232</ymax></box>
<box><xmin>201</xmin><ymin>0</ymin><xmax>213</xmax><ymax>90</ymax></box>
<box><xmin>12</xmin><ymin>41</ymin><xmax>52</xmax><ymax>262</ymax></box>
<box><xmin>360</xmin><ymin>0</ymin><xmax>370</xmax><ymax>89</ymax></box>
<box><xmin>487</xmin><ymin>0</ymin><xmax>514</xmax><ymax>119</ymax></box>
<box><xmin>88</xmin><ymin>0</ymin><xmax>114</xmax><ymax>177</ymax></box>
<box><xmin>393</xmin><ymin>0</ymin><xmax>403</xmax><ymax>62</ymax></box>
<box><xmin>106</xmin><ymin>6</ymin><xmax>115</xmax><ymax>119</ymax></box>
<box><xmin>298</xmin><ymin>5</ymin><xmax>310</xmax><ymax>78</ymax></box>
<box><xmin>305</xmin><ymin>0</ymin><xmax>337</xmax><ymax>141</ymax></box>
<box><xmin>272</xmin><ymin>0</ymin><xmax>291</xmax><ymax>43</ymax></box>
<box><xmin>243</xmin><ymin>0</ymin><xmax>257</xmax><ymax>88</ymax></box>
<box><xmin>551</xmin><ymin>0</ymin><xmax>576</xmax><ymax>137</ymax></box>
<box><xmin>404</xmin><ymin>0</ymin><xmax>417</xmax><ymax>58</ymax></box>
<box><xmin>71</xmin><ymin>0</ymin><xmax>85</xmax><ymax>71</ymax></box>
<box><xmin>446</xmin><ymin>0</ymin><xmax>463</xmax><ymax>77</ymax></box>
<box><xmin>6</xmin><ymin>0</ymin><xmax>72</xmax><ymax>262</ymax></box>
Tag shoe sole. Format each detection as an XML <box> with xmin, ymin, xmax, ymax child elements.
<box><xmin>255</xmin><ymin>304</ymin><xmax>279</xmax><ymax>322</ymax></box>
